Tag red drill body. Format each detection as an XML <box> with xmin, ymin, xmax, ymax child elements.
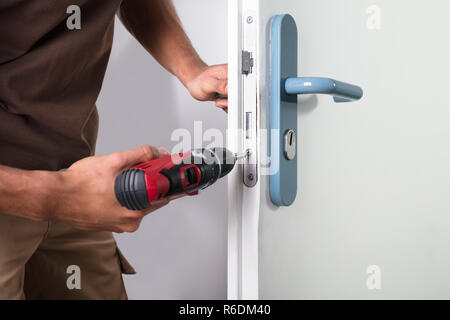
<box><xmin>115</xmin><ymin>148</ymin><xmax>238</xmax><ymax>210</ymax></box>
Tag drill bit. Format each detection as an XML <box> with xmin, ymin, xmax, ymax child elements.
<box><xmin>234</xmin><ymin>149</ymin><xmax>251</xmax><ymax>161</ymax></box>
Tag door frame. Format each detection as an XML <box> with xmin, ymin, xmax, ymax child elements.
<box><xmin>227</xmin><ymin>0</ymin><xmax>260</xmax><ymax>300</ymax></box>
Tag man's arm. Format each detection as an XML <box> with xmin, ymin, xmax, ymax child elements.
<box><xmin>0</xmin><ymin>165</ymin><xmax>61</xmax><ymax>222</ymax></box>
<box><xmin>118</xmin><ymin>0</ymin><xmax>228</xmax><ymax>111</ymax></box>
<box><xmin>0</xmin><ymin>145</ymin><xmax>169</xmax><ymax>232</ymax></box>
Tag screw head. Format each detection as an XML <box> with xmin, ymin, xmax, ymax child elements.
<box><xmin>246</xmin><ymin>16</ymin><xmax>253</xmax><ymax>24</ymax></box>
<box><xmin>247</xmin><ymin>173</ymin><xmax>254</xmax><ymax>181</ymax></box>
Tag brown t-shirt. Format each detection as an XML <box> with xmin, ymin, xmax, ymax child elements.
<box><xmin>0</xmin><ymin>0</ymin><xmax>122</xmax><ymax>170</ymax></box>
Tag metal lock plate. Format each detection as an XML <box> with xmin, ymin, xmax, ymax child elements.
<box><xmin>242</xmin><ymin>12</ymin><xmax>258</xmax><ymax>188</ymax></box>
<box><xmin>269</xmin><ymin>14</ymin><xmax>363</xmax><ymax>207</ymax></box>
<box><xmin>269</xmin><ymin>14</ymin><xmax>298</xmax><ymax>206</ymax></box>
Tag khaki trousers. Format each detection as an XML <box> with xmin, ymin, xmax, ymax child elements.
<box><xmin>0</xmin><ymin>213</ymin><xmax>135</xmax><ymax>299</ymax></box>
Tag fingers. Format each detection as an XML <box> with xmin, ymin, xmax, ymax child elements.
<box><xmin>157</xmin><ymin>146</ymin><xmax>170</xmax><ymax>156</ymax></box>
<box><xmin>136</xmin><ymin>199</ymin><xmax>170</xmax><ymax>217</ymax></box>
<box><xmin>204</xmin><ymin>65</ymin><xmax>228</xmax><ymax>96</ymax></box>
<box><xmin>201</xmin><ymin>78</ymin><xmax>227</xmax><ymax>98</ymax></box>
<box><xmin>208</xmin><ymin>64</ymin><xmax>228</xmax><ymax>79</ymax></box>
<box><xmin>188</xmin><ymin>64</ymin><xmax>228</xmax><ymax>104</ymax></box>
<box><xmin>215</xmin><ymin>98</ymin><xmax>228</xmax><ymax>107</ymax></box>
<box><xmin>116</xmin><ymin>199</ymin><xmax>170</xmax><ymax>233</ymax></box>
<box><xmin>125</xmin><ymin>145</ymin><xmax>161</xmax><ymax>166</ymax></box>
<box><xmin>215</xmin><ymin>98</ymin><xmax>228</xmax><ymax>113</ymax></box>
<box><xmin>114</xmin><ymin>145</ymin><xmax>169</xmax><ymax>170</ymax></box>
<box><xmin>215</xmin><ymin>80</ymin><xmax>228</xmax><ymax>96</ymax></box>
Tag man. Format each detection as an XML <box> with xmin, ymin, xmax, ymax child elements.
<box><xmin>0</xmin><ymin>0</ymin><xmax>227</xmax><ymax>299</ymax></box>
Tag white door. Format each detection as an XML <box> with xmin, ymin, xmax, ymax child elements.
<box><xmin>227</xmin><ymin>0</ymin><xmax>450</xmax><ymax>299</ymax></box>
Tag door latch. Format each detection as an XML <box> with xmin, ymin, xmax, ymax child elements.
<box><xmin>242</xmin><ymin>50</ymin><xmax>254</xmax><ymax>75</ymax></box>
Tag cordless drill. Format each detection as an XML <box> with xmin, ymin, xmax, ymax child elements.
<box><xmin>114</xmin><ymin>148</ymin><xmax>245</xmax><ymax>210</ymax></box>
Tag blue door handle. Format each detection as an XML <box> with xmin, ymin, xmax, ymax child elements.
<box><xmin>284</xmin><ymin>77</ymin><xmax>363</xmax><ymax>102</ymax></box>
<box><xmin>269</xmin><ymin>14</ymin><xmax>364</xmax><ymax>207</ymax></box>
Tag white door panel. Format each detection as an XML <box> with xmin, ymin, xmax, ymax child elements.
<box><xmin>228</xmin><ymin>0</ymin><xmax>450</xmax><ymax>299</ymax></box>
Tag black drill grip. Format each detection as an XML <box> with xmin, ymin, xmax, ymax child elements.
<box><xmin>114</xmin><ymin>169</ymin><xmax>150</xmax><ymax>210</ymax></box>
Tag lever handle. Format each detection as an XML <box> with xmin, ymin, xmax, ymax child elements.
<box><xmin>284</xmin><ymin>77</ymin><xmax>363</xmax><ymax>102</ymax></box>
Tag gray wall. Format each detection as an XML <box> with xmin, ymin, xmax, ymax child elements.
<box><xmin>95</xmin><ymin>0</ymin><xmax>227</xmax><ymax>299</ymax></box>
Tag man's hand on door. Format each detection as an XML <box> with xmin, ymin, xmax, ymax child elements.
<box><xmin>185</xmin><ymin>64</ymin><xmax>228</xmax><ymax>113</ymax></box>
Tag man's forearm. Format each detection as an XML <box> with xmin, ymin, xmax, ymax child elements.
<box><xmin>0</xmin><ymin>165</ymin><xmax>61</xmax><ymax>221</ymax></box>
<box><xmin>119</xmin><ymin>0</ymin><xmax>206</xmax><ymax>86</ymax></box>
<box><xmin>0</xmin><ymin>145</ymin><xmax>169</xmax><ymax>232</ymax></box>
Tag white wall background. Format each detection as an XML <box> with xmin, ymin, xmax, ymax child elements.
<box><xmin>95</xmin><ymin>0</ymin><xmax>228</xmax><ymax>299</ymax></box>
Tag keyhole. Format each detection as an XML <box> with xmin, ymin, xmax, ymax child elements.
<box><xmin>284</xmin><ymin>129</ymin><xmax>296</xmax><ymax>160</ymax></box>
<box><xmin>288</xmin><ymin>131</ymin><xmax>294</xmax><ymax>145</ymax></box>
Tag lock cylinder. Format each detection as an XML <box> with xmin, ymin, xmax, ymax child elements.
<box><xmin>284</xmin><ymin>129</ymin><xmax>296</xmax><ymax>160</ymax></box>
